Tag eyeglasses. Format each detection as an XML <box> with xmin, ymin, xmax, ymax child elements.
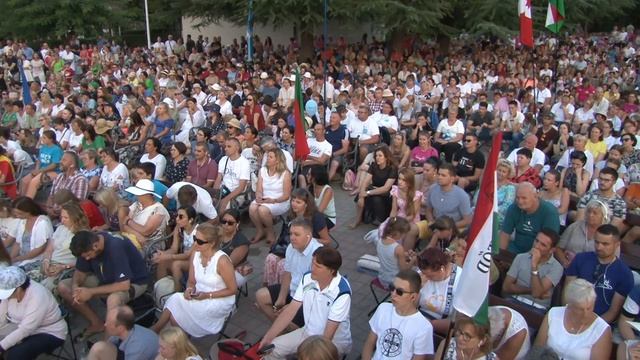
<box><xmin>247</xmin><ymin>98</ymin><xmax>254</xmax><ymax>102</ymax></box>
<box><xmin>455</xmin><ymin>329</ymin><xmax>475</xmax><ymax>342</ymax></box>
<box><xmin>221</xmin><ymin>219</ymin><xmax>236</xmax><ymax>225</ymax></box>
<box><xmin>388</xmin><ymin>284</ymin><xmax>415</xmax><ymax>296</ymax></box>
<box><xmin>194</xmin><ymin>236</ymin><xmax>208</xmax><ymax>246</ymax></box>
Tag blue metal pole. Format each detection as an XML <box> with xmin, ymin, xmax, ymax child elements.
<box><xmin>247</xmin><ymin>0</ymin><xmax>254</xmax><ymax>62</ymax></box>
<box><xmin>323</xmin><ymin>0</ymin><xmax>328</xmax><ymax>105</ymax></box>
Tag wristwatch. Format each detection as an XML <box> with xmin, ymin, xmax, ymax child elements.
<box><xmin>531</xmin><ymin>269</ymin><xmax>539</xmax><ymax>276</ymax></box>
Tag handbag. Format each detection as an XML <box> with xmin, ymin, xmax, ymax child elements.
<box><xmin>270</xmin><ymin>222</ymin><xmax>290</xmax><ymax>258</ymax></box>
<box><xmin>342</xmin><ymin>169</ymin><xmax>356</xmax><ymax>191</ymax></box>
<box><xmin>217</xmin><ymin>339</ymin><xmax>262</xmax><ymax>360</ymax></box>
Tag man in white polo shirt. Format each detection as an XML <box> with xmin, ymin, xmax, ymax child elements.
<box><xmin>348</xmin><ymin>105</ymin><xmax>380</xmax><ymax>162</ymax></box>
<box><xmin>213</xmin><ymin>138</ymin><xmax>250</xmax><ymax>212</ymax></box>
<box><xmin>261</xmin><ymin>246</ymin><xmax>352</xmax><ymax>359</ymax></box>
<box><xmin>298</xmin><ymin>122</ymin><xmax>333</xmax><ymax>188</ymax></box>
<box><xmin>255</xmin><ymin>219</ymin><xmax>323</xmax><ymax>328</ymax></box>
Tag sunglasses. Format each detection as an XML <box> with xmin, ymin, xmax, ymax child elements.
<box><xmin>221</xmin><ymin>219</ymin><xmax>236</xmax><ymax>225</ymax></box>
<box><xmin>194</xmin><ymin>236</ymin><xmax>208</xmax><ymax>246</ymax></box>
<box><xmin>388</xmin><ymin>284</ymin><xmax>415</xmax><ymax>296</ymax></box>
<box><xmin>177</xmin><ymin>214</ymin><xmax>186</xmax><ymax>219</ymax></box>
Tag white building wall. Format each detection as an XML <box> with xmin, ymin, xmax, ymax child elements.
<box><xmin>181</xmin><ymin>17</ymin><xmax>381</xmax><ymax>46</ymax></box>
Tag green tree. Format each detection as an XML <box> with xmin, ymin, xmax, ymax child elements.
<box><xmin>0</xmin><ymin>0</ymin><xmax>131</xmax><ymax>42</ymax></box>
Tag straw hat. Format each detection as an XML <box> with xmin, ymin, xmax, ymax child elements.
<box><xmin>94</xmin><ymin>118</ymin><xmax>114</xmax><ymax>135</ymax></box>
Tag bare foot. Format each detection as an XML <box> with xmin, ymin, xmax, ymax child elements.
<box><xmin>349</xmin><ymin>222</ymin><xmax>360</xmax><ymax>229</ymax></box>
<box><xmin>250</xmin><ymin>232</ymin><xmax>266</xmax><ymax>244</ymax></box>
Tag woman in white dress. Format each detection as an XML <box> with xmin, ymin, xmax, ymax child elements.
<box><xmin>151</xmin><ymin>223</ymin><xmax>237</xmax><ymax>337</ymax></box>
<box><xmin>534</xmin><ymin>278</ymin><xmax>611</xmax><ymax>360</ymax></box>
<box><xmin>98</xmin><ymin>148</ymin><xmax>129</xmax><ymax>193</ymax></box>
<box><xmin>248</xmin><ymin>149</ymin><xmax>291</xmax><ymax>245</ymax></box>
<box><xmin>489</xmin><ymin>306</ymin><xmax>530</xmax><ymax>360</ymax></box>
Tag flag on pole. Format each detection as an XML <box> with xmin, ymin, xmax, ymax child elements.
<box><xmin>293</xmin><ymin>69</ymin><xmax>309</xmax><ymax>161</ymax></box>
<box><xmin>18</xmin><ymin>62</ymin><xmax>32</xmax><ymax>105</ymax></box>
<box><xmin>545</xmin><ymin>0</ymin><xmax>565</xmax><ymax>33</ymax></box>
<box><xmin>452</xmin><ymin>132</ymin><xmax>503</xmax><ymax>325</ymax></box>
<box><xmin>518</xmin><ymin>0</ymin><xmax>534</xmax><ymax>48</ymax></box>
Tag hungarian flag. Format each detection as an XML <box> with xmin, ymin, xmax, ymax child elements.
<box><xmin>518</xmin><ymin>0</ymin><xmax>534</xmax><ymax>48</ymax></box>
<box><xmin>452</xmin><ymin>132</ymin><xmax>503</xmax><ymax>325</ymax></box>
<box><xmin>293</xmin><ymin>69</ymin><xmax>309</xmax><ymax>161</ymax></box>
<box><xmin>545</xmin><ymin>0</ymin><xmax>565</xmax><ymax>33</ymax></box>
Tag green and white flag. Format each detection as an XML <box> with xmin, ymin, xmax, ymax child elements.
<box><xmin>545</xmin><ymin>0</ymin><xmax>565</xmax><ymax>33</ymax></box>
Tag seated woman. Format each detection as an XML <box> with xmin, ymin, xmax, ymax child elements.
<box><xmin>489</xmin><ymin>306</ymin><xmax>530</xmax><ymax>360</ymax></box>
<box><xmin>436</xmin><ymin>316</ymin><xmax>496</xmax><ymax>360</ymax></box>
<box><xmin>351</xmin><ymin>145</ymin><xmax>397</xmax><ymax>228</ymax></box>
<box><xmin>389</xmin><ymin>132</ymin><xmax>410</xmax><ymax>168</ymax></box>
<box><xmin>9</xmin><ymin>197</ymin><xmax>53</xmax><ymax>272</ymax></box>
<box><xmin>37</xmin><ymin>202</ymin><xmax>88</xmax><ymax>290</ymax></box>
<box><xmin>555</xmin><ymin>199</ymin><xmax>609</xmax><ymax>268</ymax></box>
<box><xmin>309</xmin><ymin>165</ymin><xmax>336</xmax><ymax>229</ymax></box>
<box><xmin>120</xmin><ymin>179</ymin><xmax>170</xmax><ymax>259</ymax></box>
<box><xmin>495</xmin><ymin>159</ymin><xmax>516</xmax><ymax>229</ymax></box>
<box><xmin>163</xmin><ymin>142</ymin><xmax>189</xmax><ymax>184</ymax></box>
<box><xmin>151</xmin><ymin>223</ymin><xmax>237</xmax><ymax>337</ymax></box>
<box><xmin>156</xmin><ymin>326</ymin><xmax>203</xmax><ymax>360</ymax></box>
<box><xmin>0</xmin><ymin>146</ymin><xmax>16</xmax><ymax>199</ymax></box>
<box><xmin>433</xmin><ymin>110</ymin><xmax>464</xmax><ymax>163</ymax></box>
<box><xmin>99</xmin><ymin>148</ymin><xmax>130</xmax><ymax>194</ymax></box>
<box><xmin>511</xmin><ymin>148</ymin><xmax>541</xmax><ymax>188</ymax></box>
<box><xmin>81</xmin><ymin>124</ymin><xmax>107</xmax><ymax>153</ymax></box>
<box><xmin>153</xmin><ymin>205</ymin><xmax>199</xmax><ymax>292</ymax></box>
<box><xmin>534</xmin><ymin>278</ymin><xmax>611</xmax><ymax>359</ymax></box>
<box><xmin>218</xmin><ymin>209</ymin><xmax>251</xmax><ymax>287</ymax></box>
<box><xmin>539</xmin><ymin>169</ymin><xmax>570</xmax><ymax>229</ymax></box>
<box><xmin>20</xmin><ymin>130</ymin><xmax>63</xmax><ymax>199</ymax></box>
<box><xmin>0</xmin><ymin>266</ymin><xmax>68</xmax><ymax>359</ymax></box>
<box><xmin>93</xmin><ymin>187</ymin><xmax>129</xmax><ymax>232</ymax></box>
<box><xmin>560</xmin><ymin>150</ymin><xmax>590</xmax><ymax>203</ymax></box>
<box><xmin>374</xmin><ymin>217</ymin><xmax>413</xmax><ymax>288</ymax></box>
<box><xmin>141</xmin><ymin>137</ymin><xmax>168</xmax><ymax>180</ymax></box>
<box><xmin>262</xmin><ymin>188</ymin><xmax>331</xmax><ymax>286</ymax></box>
<box><xmin>79</xmin><ymin>149</ymin><xmax>102</xmax><ymax>192</ymax></box>
<box><xmin>249</xmin><ymin>148</ymin><xmax>292</xmax><ymax>244</ymax></box>
<box><xmin>424</xmin><ymin>215</ymin><xmax>461</xmax><ymax>252</ymax></box>
<box><xmin>417</xmin><ymin>247</ymin><xmax>462</xmax><ymax>335</ymax></box>
<box><xmin>389</xmin><ymin>168</ymin><xmax>422</xmax><ymax>250</ymax></box>
<box><xmin>410</xmin><ymin>131</ymin><xmax>438</xmax><ymax>182</ymax></box>
<box><xmin>118</xmin><ymin>111</ymin><xmax>149</xmax><ymax>152</ymax></box>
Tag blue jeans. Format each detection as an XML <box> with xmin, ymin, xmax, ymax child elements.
<box><xmin>5</xmin><ymin>333</ymin><xmax>65</xmax><ymax>360</ymax></box>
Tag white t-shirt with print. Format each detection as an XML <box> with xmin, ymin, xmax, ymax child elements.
<box><xmin>418</xmin><ymin>266</ymin><xmax>463</xmax><ymax>319</ymax></box>
<box><xmin>307</xmin><ymin>138</ymin><xmax>333</xmax><ymax>160</ymax></box>
<box><xmin>348</xmin><ymin>117</ymin><xmax>380</xmax><ymax>141</ymax></box>
<box><xmin>369</xmin><ymin>303</ymin><xmax>434</xmax><ymax>359</ymax></box>
<box><xmin>436</xmin><ymin>120</ymin><xmax>465</xmax><ymax>145</ymax></box>
<box><xmin>219</xmin><ymin>155</ymin><xmax>251</xmax><ymax>192</ymax></box>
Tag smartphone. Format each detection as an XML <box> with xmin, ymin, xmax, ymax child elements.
<box><xmin>257</xmin><ymin>344</ymin><xmax>275</xmax><ymax>355</ymax></box>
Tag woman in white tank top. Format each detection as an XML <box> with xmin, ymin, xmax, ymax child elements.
<box><xmin>489</xmin><ymin>306</ymin><xmax>530</xmax><ymax>360</ymax></box>
<box><xmin>534</xmin><ymin>279</ymin><xmax>611</xmax><ymax>360</ymax></box>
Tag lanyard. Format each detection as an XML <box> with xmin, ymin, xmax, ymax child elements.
<box><xmin>442</xmin><ymin>265</ymin><xmax>458</xmax><ymax>317</ymax></box>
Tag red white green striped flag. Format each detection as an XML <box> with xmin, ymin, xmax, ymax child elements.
<box><xmin>452</xmin><ymin>132</ymin><xmax>503</xmax><ymax>325</ymax></box>
<box><xmin>545</xmin><ymin>0</ymin><xmax>565</xmax><ymax>33</ymax></box>
<box><xmin>293</xmin><ymin>69</ymin><xmax>309</xmax><ymax>161</ymax></box>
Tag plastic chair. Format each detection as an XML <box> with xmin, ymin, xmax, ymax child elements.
<box><xmin>48</xmin><ymin>305</ymin><xmax>78</xmax><ymax>360</ymax></box>
<box><xmin>367</xmin><ymin>277</ymin><xmax>391</xmax><ymax>317</ymax></box>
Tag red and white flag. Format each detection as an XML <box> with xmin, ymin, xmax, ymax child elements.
<box><xmin>518</xmin><ymin>0</ymin><xmax>534</xmax><ymax>48</ymax></box>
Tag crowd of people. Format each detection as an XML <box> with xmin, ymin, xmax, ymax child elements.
<box><xmin>0</xmin><ymin>24</ymin><xmax>637</xmax><ymax>360</ymax></box>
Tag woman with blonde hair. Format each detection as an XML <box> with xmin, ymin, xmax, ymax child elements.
<box><xmin>156</xmin><ymin>326</ymin><xmax>202</xmax><ymax>360</ymax></box>
<box><xmin>93</xmin><ymin>187</ymin><xmax>129</xmax><ymax>231</ymax></box>
<box><xmin>535</xmin><ymin>278</ymin><xmax>611</xmax><ymax>359</ymax></box>
<box><xmin>496</xmin><ymin>159</ymin><xmax>516</xmax><ymax>228</ymax></box>
<box><xmin>297</xmin><ymin>335</ymin><xmax>339</xmax><ymax>360</ymax></box>
<box><xmin>38</xmin><ymin>202</ymin><xmax>89</xmax><ymax>290</ymax></box>
<box><xmin>249</xmin><ymin>148</ymin><xmax>292</xmax><ymax>244</ymax></box>
<box><xmin>151</xmin><ymin>223</ymin><xmax>237</xmax><ymax>336</ymax></box>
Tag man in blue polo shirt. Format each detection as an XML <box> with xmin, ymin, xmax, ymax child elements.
<box><xmin>566</xmin><ymin>224</ymin><xmax>633</xmax><ymax>324</ymax></box>
<box><xmin>325</xmin><ymin>111</ymin><xmax>349</xmax><ymax>181</ymax></box>
<box><xmin>58</xmin><ymin>231</ymin><xmax>149</xmax><ymax>337</ymax></box>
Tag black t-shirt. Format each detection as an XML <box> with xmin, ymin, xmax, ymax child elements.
<box><xmin>470</xmin><ymin>111</ymin><xmax>494</xmax><ymax>127</ymax></box>
<box><xmin>453</xmin><ymin>148</ymin><xmax>486</xmax><ymax>178</ymax></box>
<box><xmin>75</xmin><ymin>232</ymin><xmax>149</xmax><ymax>285</ymax></box>
<box><xmin>536</xmin><ymin>127</ymin><xmax>559</xmax><ymax>154</ymax></box>
<box><xmin>221</xmin><ymin>232</ymin><xmax>250</xmax><ymax>263</ymax></box>
<box><xmin>368</xmin><ymin>163</ymin><xmax>398</xmax><ymax>188</ymax></box>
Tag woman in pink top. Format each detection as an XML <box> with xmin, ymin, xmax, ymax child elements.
<box><xmin>410</xmin><ymin>131</ymin><xmax>439</xmax><ymax>174</ymax></box>
<box><xmin>389</xmin><ymin>168</ymin><xmax>423</xmax><ymax>250</ymax></box>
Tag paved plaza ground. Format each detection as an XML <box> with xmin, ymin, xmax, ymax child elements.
<box><xmin>46</xmin><ymin>185</ymin><xmax>382</xmax><ymax>359</ymax></box>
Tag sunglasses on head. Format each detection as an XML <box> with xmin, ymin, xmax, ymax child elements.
<box><xmin>388</xmin><ymin>284</ymin><xmax>414</xmax><ymax>296</ymax></box>
<box><xmin>194</xmin><ymin>236</ymin><xmax>208</xmax><ymax>246</ymax></box>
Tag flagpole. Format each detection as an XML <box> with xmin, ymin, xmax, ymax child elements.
<box><xmin>247</xmin><ymin>0</ymin><xmax>254</xmax><ymax>63</ymax></box>
<box><xmin>322</xmin><ymin>0</ymin><xmax>328</xmax><ymax>105</ymax></box>
<box><xmin>438</xmin><ymin>309</ymin><xmax>458</xmax><ymax>360</ymax></box>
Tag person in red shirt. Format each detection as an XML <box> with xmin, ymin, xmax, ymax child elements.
<box><xmin>51</xmin><ymin>189</ymin><xmax>105</xmax><ymax>229</ymax></box>
<box><xmin>576</xmin><ymin>78</ymin><xmax>596</xmax><ymax>106</ymax></box>
<box><xmin>243</xmin><ymin>93</ymin><xmax>265</xmax><ymax>130</ymax></box>
<box><xmin>0</xmin><ymin>146</ymin><xmax>16</xmax><ymax>199</ymax></box>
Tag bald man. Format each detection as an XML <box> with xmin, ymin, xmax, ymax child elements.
<box><xmin>506</xmin><ymin>134</ymin><xmax>547</xmax><ymax>172</ymax></box>
<box><xmin>500</xmin><ymin>183</ymin><xmax>560</xmax><ymax>254</ymax></box>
